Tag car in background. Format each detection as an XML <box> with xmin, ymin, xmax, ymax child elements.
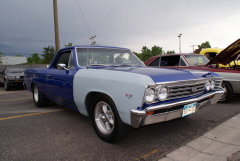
<box><xmin>145</xmin><ymin>39</ymin><xmax>240</xmax><ymax>103</ymax></box>
<box><xmin>0</xmin><ymin>66</ymin><xmax>28</xmax><ymax>91</ymax></box>
<box><xmin>200</xmin><ymin>48</ymin><xmax>240</xmax><ymax>67</ymax></box>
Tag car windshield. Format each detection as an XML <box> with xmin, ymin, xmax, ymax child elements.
<box><xmin>76</xmin><ymin>48</ymin><xmax>144</xmax><ymax>67</ymax></box>
<box><xmin>185</xmin><ymin>55</ymin><xmax>209</xmax><ymax>66</ymax></box>
<box><xmin>6</xmin><ymin>67</ymin><xmax>28</xmax><ymax>73</ymax></box>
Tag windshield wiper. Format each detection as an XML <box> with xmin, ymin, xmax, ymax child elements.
<box><xmin>86</xmin><ymin>64</ymin><xmax>108</xmax><ymax>68</ymax></box>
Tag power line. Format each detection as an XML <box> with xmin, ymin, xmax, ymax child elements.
<box><xmin>75</xmin><ymin>0</ymin><xmax>92</xmax><ymax>36</ymax></box>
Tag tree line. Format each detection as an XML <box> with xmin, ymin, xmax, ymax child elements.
<box><xmin>0</xmin><ymin>41</ymin><xmax>211</xmax><ymax>64</ymax></box>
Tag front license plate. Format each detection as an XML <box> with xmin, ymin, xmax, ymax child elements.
<box><xmin>182</xmin><ymin>103</ymin><xmax>197</xmax><ymax>117</ymax></box>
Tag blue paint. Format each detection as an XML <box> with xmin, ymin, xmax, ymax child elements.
<box><xmin>24</xmin><ymin>46</ymin><xmax>221</xmax><ymax>113</ymax></box>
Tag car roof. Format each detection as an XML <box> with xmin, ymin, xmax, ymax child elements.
<box><xmin>59</xmin><ymin>45</ymin><xmax>130</xmax><ymax>52</ymax></box>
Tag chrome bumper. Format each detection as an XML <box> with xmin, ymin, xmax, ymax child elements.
<box><xmin>131</xmin><ymin>90</ymin><xmax>224</xmax><ymax>128</ymax></box>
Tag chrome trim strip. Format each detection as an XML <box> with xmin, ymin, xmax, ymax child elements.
<box><xmin>223</xmin><ymin>79</ymin><xmax>240</xmax><ymax>82</ymax></box>
<box><xmin>155</xmin><ymin>77</ymin><xmax>219</xmax><ymax>86</ymax></box>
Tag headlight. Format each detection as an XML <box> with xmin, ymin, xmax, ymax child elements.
<box><xmin>205</xmin><ymin>81</ymin><xmax>211</xmax><ymax>91</ymax></box>
<box><xmin>145</xmin><ymin>88</ymin><xmax>155</xmax><ymax>103</ymax></box>
<box><xmin>210</xmin><ymin>80</ymin><xmax>215</xmax><ymax>90</ymax></box>
<box><xmin>157</xmin><ymin>86</ymin><xmax>168</xmax><ymax>101</ymax></box>
<box><xmin>10</xmin><ymin>76</ymin><xmax>16</xmax><ymax>80</ymax></box>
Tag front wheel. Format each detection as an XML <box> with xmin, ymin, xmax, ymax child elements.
<box><xmin>33</xmin><ymin>84</ymin><xmax>49</xmax><ymax>107</ymax></box>
<box><xmin>4</xmin><ymin>80</ymin><xmax>10</xmax><ymax>91</ymax></box>
<box><xmin>90</xmin><ymin>95</ymin><xmax>130</xmax><ymax>143</ymax></box>
<box><xmin>218</xmin><ymin>82</ymin><xmax>234</xmax><ymax>103</ymax></box>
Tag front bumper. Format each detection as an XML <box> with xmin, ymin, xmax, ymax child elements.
<box><xmin>131</xmin><ymin>90</ymin><xmax>224</xmax><ymax>128</ymax></box>
<box><xmin>7</xmin><ymin>80</ymin><xmax>24</xmax><ymax>87</ymax></box>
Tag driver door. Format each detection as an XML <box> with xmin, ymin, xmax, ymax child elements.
<box><xmin>45</xmin><ymin>50</ymin><xmax>78</xmax><ymax>110</ymax></box>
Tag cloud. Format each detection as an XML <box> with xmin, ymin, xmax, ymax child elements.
<box><xmin>0</xmin><ymin>0</ymin><xmax>240</xmax><ymax>55</ymax></box>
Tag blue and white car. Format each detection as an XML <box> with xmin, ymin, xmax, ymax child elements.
<box><xmin>24</xmin><ymin>46</ymin><xmax>224</xmax><ymax>143</ymax></box>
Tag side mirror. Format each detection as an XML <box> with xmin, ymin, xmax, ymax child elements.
<box><xmin>57</xmin><ymin>64</ymin><xmax>69</xmax><ymax>71</ymax></box>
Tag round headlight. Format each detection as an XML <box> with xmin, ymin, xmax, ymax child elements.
<box><xmin>145</xmin><ymin>88</ymin><xmax>155</xmax><ymax>103</ymax></box>
<box><xmin>210</xmin><ymin>80</ymin><xmax>215</xmax><ymax>90</ymax></box>
<box><xmin>205</xmin><ymin>81</ymin><xmax>211</xmax><ymax>91</ymax></box>
<box><xmin>10</xmin><ymin>76</ymin><xmax>16</xmax><ymax>80</ymax></box>
<box><xmin>157</xmin><ymin>86</ymin><xmax>168</xmax><ymax>101</ymax></box>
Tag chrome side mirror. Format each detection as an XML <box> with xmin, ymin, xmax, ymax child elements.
<box><xmin>57</xmin><ymin>64</ymin><xmax>69</xmax><ymax>71</ymax></box>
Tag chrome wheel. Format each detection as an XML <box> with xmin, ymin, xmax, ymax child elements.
<box><xmin>220</xmin><ymin>84</ymin><xmax>227</xmax><ymax>100</ymax></box>
<box><xmin>94</xmin><ymin>101</ymin><xmax>114</xmax><ymax>135</ymax></box>
<box><xmin>33</xmin><ymin>85</ymin><xmax>39</xmax><ymax>103</ymax></box>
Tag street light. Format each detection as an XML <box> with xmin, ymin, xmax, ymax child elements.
<box><xmin>178</xmin><ymin>34</ymin><xmax>182</xmax><ymax>53</ymax></box>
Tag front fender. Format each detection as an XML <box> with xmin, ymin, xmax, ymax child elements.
<box><xmin>73</xmin><ymin>69</ymin><xmax>155</xmax><ymax>125</ymax></box>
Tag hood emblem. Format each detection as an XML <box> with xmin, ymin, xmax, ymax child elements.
<box><xmin>126</xmin><ymin>94</ymin><xmax>133</xmax><ymax>99</ymax></box>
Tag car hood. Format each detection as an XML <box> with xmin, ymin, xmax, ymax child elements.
<box><xmin>108</xmin><ymin>67</ymin><xmax>217</xmax><ymax>83</ymax></box>
<box><xmin>6</xmin><ymin>72</ymin><xmax>25</xmax><ymax>77</ymax></box>
<box><xmin>206</xmin><ymin>39</ymin><xmax>240</xmax><ymax>65</ymax></box>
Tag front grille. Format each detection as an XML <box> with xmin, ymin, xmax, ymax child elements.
<box><xmin>167</xmin><ymin>81</ymin><xmax>205</xmax><ymax>100</ymax></box>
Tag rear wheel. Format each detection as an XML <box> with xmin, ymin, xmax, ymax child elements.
<box><xmin>90</xmin><ymin>95</ymin><xmax>130</xmax><ymax>143</ymax></box>
<box><xmin>4</xmin><ymin>80</ymin><xmax>10</xmax><ymax>91</ymax></box>
<box><xmin>33</xmin><ymin>84</ymin><xmax>49</xmax><ymax>107</ymax></box>
<box><xmin>218</xmin><ymin>82</ymin><xmax>234</xmax><ymax>103</ymax></box>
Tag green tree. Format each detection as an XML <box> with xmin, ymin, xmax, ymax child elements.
<box><xmin>198</xmin><ymin>41</ymin><xmax>211</xmax><ymax>50</ymax></box>
<box><xmin>133</xmin><ymin>51</ymin><xmax>141</xmax><ymax>59</ymax></box>
<box><xmin>65</xmin><ymin>42</ymin><xmax>73</xmax><ymax>47</ymax></box>
<box><xmin>42</xmin><ymin>46</ymin><xmax>55</xmax><ymax>64</ymax></box>
<box><xmin>139</xmin><ymin>45</ymin><xmax>163</xmax><ymax>62</ymax></box>
<box><xmin>151</xmin><ymin>45</ymin><xmax>163</xmax><ymax>56</ymax></box>
<box><xmin>166</xmin><ymin>50</ymin><xmax>175</xmax><ymax>54</ymax></box>
<box><xmin>27</xmin><ymin>53</ymin><xmax>41</xmax><ymax>64</ymax></box>
<box><xmin>141</xmin><ymin>46</ymin><xmax>152</xmax><ymax>61</ymax></box>
<box><xmin>27</xmin><ymin>57</ymin><xmax>33</xmax><ymax>64</ymax></box>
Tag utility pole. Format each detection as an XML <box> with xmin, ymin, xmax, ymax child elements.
<box><xmin>190</xmin><ymin>45</ymin><xmax>197</xmax><ymax>52</ymax></box>
<box><xmin>178</xmin><ymin>34</ymin><xmax>182</xmax><ymax>53</ymax></box>
<box><xmin>90</xmin><ymin>35</ymin><xmax>96</xmax><ymax>45</ymax></box>
<box><xmin>53</xmin><ymin>0</ymin><xmax>60</xmax><ymax>51</ymax></box>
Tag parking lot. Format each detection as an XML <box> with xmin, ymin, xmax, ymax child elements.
<box><xmin>0</xmin><ymin>87</ymin><xmax>240</xmax><ymax>161</ymax></box>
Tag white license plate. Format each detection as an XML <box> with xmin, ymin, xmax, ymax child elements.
<box><xmin>182</xmin><ymin>103</ymin><xmax>197</xmax><ymax>117</ymax></box>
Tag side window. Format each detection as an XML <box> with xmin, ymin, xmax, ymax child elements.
<box><xmin>149</xmin><ymin>57</ymin><xmax>160</xmax><ymax>67</ymax></box>
<box><xmin>54</xmin><ymin>51</ymin><xmax>71</xmax><ymax>69</ymax></box>
<box><xmin>160</xmin><ymin>56</ymin><xmax>180</xmax><ymax>66</ymax></box>
<box><xmin>68</xmin><ymin>53</ymin><xmax>75</xmax><ymax>69</ymax></box>
<box><xmin>180</xmin><ymin>58</ymin><xmax>187</xmax><ymax>66</ymax></box>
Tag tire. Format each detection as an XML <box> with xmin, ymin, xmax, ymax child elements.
<box><xmin>218</xmin><ymin>82</ymin><xmax>234</xmax><ymax>103</ymax></box>
<box><xmin>32</xmin><ymin>84</ymin><xmax>49</xmax><ymax>107</ymax></box>
<box><xmin>90</xmin><ymin>94</ymin><xmax>130</xmax><ymax>143</ymax></box>
<box><xmin>4</xmin><ymin>80</ymin><xmax>10</xmax><ymax>91</ymax></box>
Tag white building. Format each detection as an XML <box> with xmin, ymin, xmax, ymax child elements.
<box><xmin>1</xmin><ymin>56</ymin><xmax>27</xmax><ymax>65</ymax></box>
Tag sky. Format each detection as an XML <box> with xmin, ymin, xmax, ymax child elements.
<box><xmin>0</xmin><ymin>0</ymin><xmax>240</xmax><ymax>57</ymax></box>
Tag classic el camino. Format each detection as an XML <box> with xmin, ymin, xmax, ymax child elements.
<box><xmin>145</xmin><ymin>39</ymin><xmax>240</xmax><ymax>103</ymax></box>
<box><xmin>24</xmin><ymin>46</ymin><xmax>224</xmax><ymax>142</ymax></box>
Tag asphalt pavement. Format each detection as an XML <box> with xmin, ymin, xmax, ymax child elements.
<box><xmin>0</xmin><ymin>86</ymin><xmax>240</xmax><ymax>161</ymax></box>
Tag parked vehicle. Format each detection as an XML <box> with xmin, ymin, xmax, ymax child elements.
<box><xmin>200</xmin><ymin>48</ymin><xmax>240</xmax><ymax>67</ymax></box>
<box><xmin>145</xmin><ymin>39</ymin><xmax>240</xmax><ymax>103</ymax></box>
<box><xmin>24</xmin><ymin>46</ymin><xmax>223</xmax><ymax>142</ymax></box>
<box><xmin>0</xmin><ymin>67</ymin><xmax>28</xmax><ymax>91</ymax></box>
